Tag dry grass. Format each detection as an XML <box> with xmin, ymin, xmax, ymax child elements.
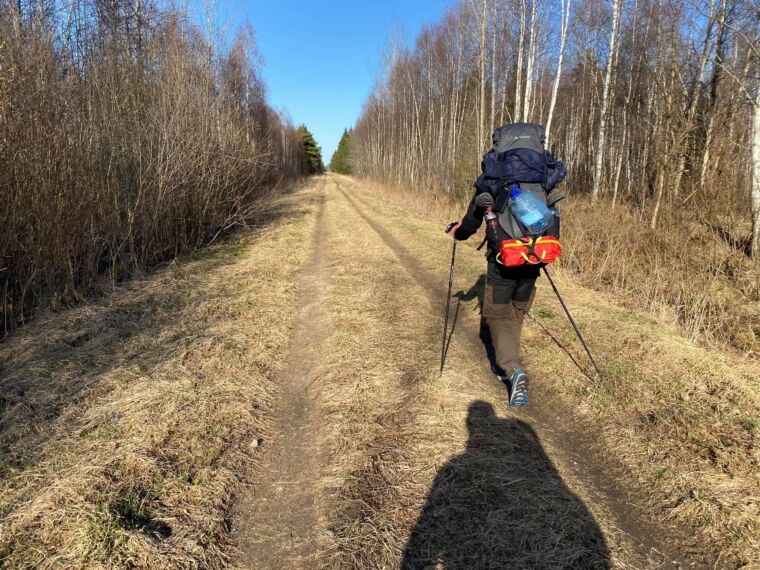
<box><xmin>560</xmin><ymin>201</ymin><xmax>759</xmax><ymax>354</ymax></box>
<box><xmin>315</xmin><ymin>176</ymin><xmax>644</xmax><ymax>568</ymax></box>
<box><xmin>3</xmin><ymin>173</ymin><xmax>756</xmax><ymax>568</ymax></box>
<box><xmin>341</xmin><ymin>174</ymin><xmax>760</xmax><ymax>567</ymax></box>
<box><xmin>350</xmin><ymin>177</ymin><xmax>760</xmax><ymax>357</ymax></box>
<box><xmin>0</xmin><ymin>183</ymin><xmax>323</xmax><ymax>568</ymax></box>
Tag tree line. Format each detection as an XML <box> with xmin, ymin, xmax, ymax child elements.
<box><xmin>299</xmin><ymin>124</ymin><xmax>325</xmax><ymax>174</ymax></box>
<box><xmin>350</xmin><ymin>0</ymin><xmax>760</xmax><ymax>257</ymax></box>
<box><xmin>0</xmin><ymin>0</ymin><xmax>315</xmax><ymax>335</ymax></box>
<box><xmin>330</xmin><ymin>129</ymin><xmax>353</xmax><ymax>174</ymax></box>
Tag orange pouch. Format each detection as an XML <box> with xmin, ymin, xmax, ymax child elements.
<box><xmin>498</xmin><ymin>236</ymin><xmax>562</xmax><ymax>267</ymax></box>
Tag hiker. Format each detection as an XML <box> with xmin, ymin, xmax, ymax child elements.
<box><xmin>447</xmin><ymin>123</ymin><xmax>566</xmax><ymax>407</ymax></box>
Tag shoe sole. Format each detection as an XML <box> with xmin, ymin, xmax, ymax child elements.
<box><xmin>509</xmin><ymin>373</ymin><xmax>529</xmax><ymax>408</ymax></box>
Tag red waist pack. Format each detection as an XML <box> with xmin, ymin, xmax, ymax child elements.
<box><xmin>497</xmin><ymin>236</ymin><xmax>562</xmax><ymax>267</ymax></box>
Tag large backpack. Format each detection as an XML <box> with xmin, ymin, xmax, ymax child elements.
<box><xmin>474</xmin><ymin>123</ymin><xmax>567</xmax><ymax>240</ymax></box>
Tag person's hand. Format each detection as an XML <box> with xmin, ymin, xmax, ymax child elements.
<box><xmin>445</xmin><ymin>221</ymin><xmax>462</xmax><ymax>235</ymax></box>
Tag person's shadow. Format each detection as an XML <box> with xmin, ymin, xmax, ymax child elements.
<box><xmin>401</xmin><ymin>402</ymin><xmax>610</xmax><ymax>569</ymax></box>
<box><xmin>452</xmin><ymin>274</ymin><xmax>501</xmax><ymax>375</ymax></box>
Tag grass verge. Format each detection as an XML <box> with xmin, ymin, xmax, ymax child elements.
<box><xmin>0</xmin><ymin>182</ymin><xmax>323</xmax><ymax>568</ymax></box>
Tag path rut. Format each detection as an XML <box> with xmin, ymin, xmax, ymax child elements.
<box><xmin>231</xmin><ymin>186</ymin><xmax>328</xmax><ymax>569</ymax></box>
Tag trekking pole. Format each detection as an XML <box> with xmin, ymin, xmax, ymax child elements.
<box><xmin>541</xmin><ymin>266</ymin><xmax>603</xmax><ymax>380</ymax></box>
<box><xmin>440</xmin><ymin>225</ymin><xmax>458</xmax><ymax>376</ymax></box>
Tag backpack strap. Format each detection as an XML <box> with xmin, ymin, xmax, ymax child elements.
<box><xmin>494</xmin><ymin>182</ymin><xmax>517</xmax><ymax>213</ymax></box>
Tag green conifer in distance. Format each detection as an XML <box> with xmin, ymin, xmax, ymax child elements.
<box><xmin>330</xmin><ymin>129</ymin><xmax>352</xmax><ymax>174</ymax></box>
<box><xmin>297</xmin><ymin>124</ymin><xmax>324</xmax><ymax>174</ymax></box>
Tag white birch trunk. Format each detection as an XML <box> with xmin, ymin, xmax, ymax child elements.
<box><xmin>700</xmin><ymin>114</ymin><xmax>715</xmax><ymax>189</ymax></box>
<box><xmin>514</xmin><ymin>0</ymin><xmax>526</xmax><ymax>122</ymax></box>
<box><xmin>490</xmin><ymin>0</ymin><xmax>497</xmax><ymax>134</ymax></box>
<box><xmin>479</xmin><ymin>0</ymin><xmax>488</xmax><ymax>152</ymax></box>
<box><xmin>591</xmin><ymin>0</ymin><xmax>622</xmax><ymax>201</ymax></box>
<box><xmin>498</xmin><ymin>5</ymin><xmax>509</xmax><ymax>125</ymax></box>
<box><xmin>522</xmin><ymin>0</ymin><xmax>537</xmax><ymax>122</ymax></box>
<box><xmin>545</xmin><ymin>0</ymin><xmax>570</xmax><ymax>146</ymax></box>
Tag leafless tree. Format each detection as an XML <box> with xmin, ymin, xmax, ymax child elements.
<box><xmin>0</xmin><ymin>0</ymin><xmax>307</xmax><ymax>335</ymax></box>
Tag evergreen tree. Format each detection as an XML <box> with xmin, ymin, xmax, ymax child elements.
<box><xmin>297</xmin><ymin>124</ymin><xmax>324</xmax><ymax>174</ymax></box>
<box><xmin>330</xmin><ymin>129</ymin><xmax>353</xmax><ymax>174</ymax></box>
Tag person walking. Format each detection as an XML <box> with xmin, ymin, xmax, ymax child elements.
<box><xmin>447</xmin><ymin>123</ymin><xmax>566</xmax><ymax>408</ymax></box>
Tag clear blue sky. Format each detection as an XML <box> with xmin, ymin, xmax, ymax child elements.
<box><xmin>217</xmin><ymin>0</ymin><xmax>457</xmax><ymax>160</ymax></box>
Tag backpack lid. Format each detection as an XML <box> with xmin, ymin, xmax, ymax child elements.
<box><xmin>492</xmin><ymin>123</ymin><xmax>545</xmax><ymax>153</ymax></box>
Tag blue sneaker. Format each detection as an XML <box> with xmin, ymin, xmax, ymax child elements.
<box><xmin>490</xmin><ymin>361</ymin><xmax>509</xmax><ymax>383</ymax></box>
<box><xmin>508</xmin><ymin>368</ymin><xmax>529</xmax><ymax>408</ymax></box>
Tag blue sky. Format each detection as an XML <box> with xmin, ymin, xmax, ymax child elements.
<box><xmin>216</xmin><ymin>0</ymin><xmax>457</xmax><ymax>160</ymax></box>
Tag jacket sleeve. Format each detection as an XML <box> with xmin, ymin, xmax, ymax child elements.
<box><xmin>544</xmin><ymin>151</ymin><xmax>567</xmax><ymax>192</ymax></box>
<box><xmin>453</xmin><ymin>191</ymin><xmax>484</xmax><ymax>241</ymax></box>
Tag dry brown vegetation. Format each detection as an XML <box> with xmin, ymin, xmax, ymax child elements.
<box><xmin>2</xmin><ymin>172</ymin><xmax>757</xmax><ymax>567</ymax></box>
<box><xmin>349</xmin><ymin>0</ymin><xmax>760</xmax><ymax>354</ymax></box>
<box><xmin>317</xmin><ymin>177</ymin><xmax>632</xmax><ymax>568</ymax></box>
<box><xmin>331</xmin><ymin>174</ymin><xmax>759</xmax><ymax>568</ymax></box>
<box><xmin>0</xmin><ymin>1</ymin><xmax>307</xmax><ymax>337</ymax></box>
<box><xmin>0</xmin><ymin>186</ymin><xmax>322</xmax><ymax>567</ymax></box>
<box><xmin>560</xmin><ymin>198</ymin><xmax>759</xmax><ymax>353</ymax></box>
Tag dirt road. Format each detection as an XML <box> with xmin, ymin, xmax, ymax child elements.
<box><xmin>1</xmin><ymin>174</ymin><xmax>730</xmax><ymax>568</ymax></box>
<box><xmin>232</xmin><ymin>185</ymin><xmax>329</xmax><ymax>568</ymax></box>
<box><xmin>230</xmin><ymin>175</ymin><xmax>710</xmax><ymax>569</ymax></box>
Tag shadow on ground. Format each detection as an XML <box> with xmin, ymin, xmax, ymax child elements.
<box><xmin>401</xmin><ymin>401</ymin><xmax>610</xmax><ymax>569</ymax></box>
<box><xmin>455</xmin><ymin>273</ymin><xmax>594</xmax><ymax>381</ymax></box>
<box><xmin>452</xmin><ymin>273</ymin><xmax>501</xmax><ymax>375</ymax></box>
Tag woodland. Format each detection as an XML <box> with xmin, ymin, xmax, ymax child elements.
<box><xmin>0</xmin><ymin>0</ymin><xmax>316</xmax><ymax>334</ymax></box>
<box><xmin>351</xmin><ymin>0</ymin><xmax>760</xmax><ymax>352</ymax></box>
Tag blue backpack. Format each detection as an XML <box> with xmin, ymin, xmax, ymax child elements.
<box><xmin>474</xmin><ymin>123</ymin><xmax>567</xmax><ymax>239</ymax></box>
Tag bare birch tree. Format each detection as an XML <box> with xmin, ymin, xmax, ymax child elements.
<box><xmin>546</xmin><ymin>0</ymin><xmax>571</xmax><ymax>146</ymax></box>
<box><xmin>514</xmin><ymin>0</ymin><xmax>527</xmax><ymax>121</ymax></box>
<box><xmin>591</xmin><ymin>0</ymin><xmax>623</xmax><ymax>201</ymax></box>
<box><xmin>522</xmin><ymin>0</ymin><xmax>538</xmax><ymax>122</ymax></box>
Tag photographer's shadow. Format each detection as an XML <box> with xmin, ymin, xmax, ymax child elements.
<box><xmin>401</xmin><ymin>401</ymin><xmax>610</xmax><ymax>569</ymax></box>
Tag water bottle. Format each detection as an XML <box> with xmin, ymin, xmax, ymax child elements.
<box><xmin>484</xmin><ymin>208</ymin><xmax>500</xmax><ymax>247</ymax></box>
<box><xmin>509</xmin><ymin>186</ymin><xmax>552</xmax><ymax>235</ymax></box>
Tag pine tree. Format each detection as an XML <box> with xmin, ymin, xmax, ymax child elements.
<box><xmin>330</xmin><ymin>129</ymin><xmax>352</xmax><ymax>174</ymax></box>
<box><xmin>297</xmin><ymin>124</ymin><xmax>324</xmax><ymax>174</ymax></box>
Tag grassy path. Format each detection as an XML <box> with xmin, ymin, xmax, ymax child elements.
<box><xmin>316</xmin><ymin>176</ymin><xmax>672</xmax><ymax>569</ymax></box>
<box><xmin>234</xmin><ymin>175</ymin><xmax>713</xmax><ymax>569</ymax></box>
<box><xmin>231</xmin><ymin>181</ymin><xmax>329</xmax><ymax>568</ymax></box>
<box><xmin>2</xmin><ymin>175</ymin><xmax>755</xmax><ymax>568</ymax></box>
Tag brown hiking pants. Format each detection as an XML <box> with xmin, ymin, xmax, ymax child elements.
<box><xmin>482</xmin><ymin>277</ymin><xmax>536</xmax><ymax>378</ymax></box>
